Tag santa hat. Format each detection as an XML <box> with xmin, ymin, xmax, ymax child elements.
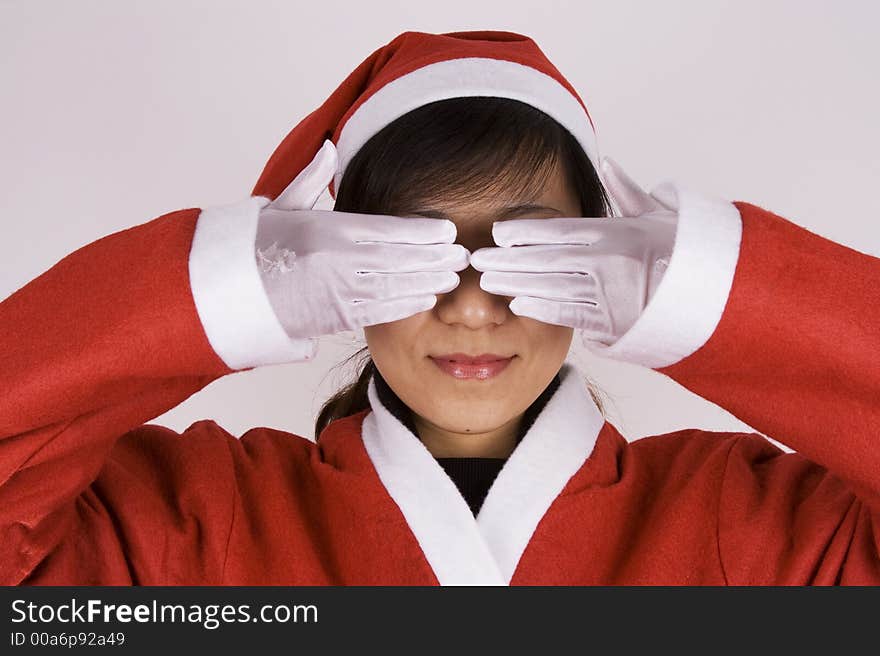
<box><xmin>251</xmin><ymin>29</ymin><xmax>603</xmax><ymax>203</ymax></box>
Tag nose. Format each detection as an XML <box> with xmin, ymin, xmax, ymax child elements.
<box><xmin>433</xmin><ymin>260</ymin><xmax>513</xmax><ymax>329</ymax></box>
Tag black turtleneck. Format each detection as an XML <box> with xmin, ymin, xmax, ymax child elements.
<box><xmin>373</xmin><ymin>368</ymin><xmax>561</xmax><ymax>517</ymax></box>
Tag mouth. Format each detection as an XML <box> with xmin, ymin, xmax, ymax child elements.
<box><xmin>428</xmin><ymin>354</ymin><xmax>516</xmax><ymax>380</ymax></box>
<box><xmin>430</xmin><ymin>353</ymin><xmax>514</xmax><ymax>364</ymax></box>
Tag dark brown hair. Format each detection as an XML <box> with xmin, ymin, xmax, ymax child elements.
<box><xmin>315</xmin><ymin>97</ymin><xmax>612</xmax><ymax>440</ymax></box>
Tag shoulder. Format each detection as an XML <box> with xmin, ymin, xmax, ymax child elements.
<box><xmin>627</xmin><ymin>427</ymin><xmax>746</xmax><ymax>467</ymax></box>
<box><xmin>620</xmin><ymin>428</ymin><xmax>779</xmax><ymax>494</ymax></box>
<box><xmin>108</xmin><ymin>419</ymin><xmax>319</xmax><ymax>482</ymax></box>
<box><xmin>628</xmin><ymin>428</ymin><xmax>838</xmax><ymax>496</ymax></box>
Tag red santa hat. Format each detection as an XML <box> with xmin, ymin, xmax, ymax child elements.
<box><xmin>251</xmin><ymin>29</ymin><xmax>603</xmax><ymax>203</ymax></box>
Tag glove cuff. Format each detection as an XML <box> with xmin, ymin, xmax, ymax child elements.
<box><xmin>189</xmin><ymin>195</ymin><xmax>319</xmax><ymax>370</ymax></box>
<box><xmin>581</xmin><ymin>183</ymin><xmax>742</xmax><ymax>369</ymax></box>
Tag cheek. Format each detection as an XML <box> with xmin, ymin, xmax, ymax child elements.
<box><xmin>363</xmin><ymin>317</ymin><xmax>422</xmax><ymax>368</ymax></box>
<box><xmin>523</xmin><ymin>321</ymin><xmax>574</xmax><ymax>362</ymax></box>
<box><xmin>364</xmin><ymin>318</ymin><xmax>434</xmax><ymax>417</ymax></box>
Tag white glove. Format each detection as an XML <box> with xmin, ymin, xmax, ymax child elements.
<box><xmin>254</xmin><ymin>139</ymin><xmax>470</xmax><ymax>344</ymax></box>
<box><xmin>469</xmin><ymin>156</ymin><xmax>678</xmax><ymax>346</ymax></box>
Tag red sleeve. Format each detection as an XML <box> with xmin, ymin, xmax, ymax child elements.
<box><xmin>661</xmin><ymin>201</ymin><xmax>879</xmax><ymax>503</ymax></box>
<box><xmin>666</xmin><ymin>202</ymin><xmax>879</xmax><ymax>583</ymax></box>
<box><xmin>0</xmin><ymin>208</ymin><xmax>239</xmax><ymax>584</ymax></box>
<box><xmin>589</xmin><ymin>187</ymin><xmax>880</xmax><ymax>583</ymax></box>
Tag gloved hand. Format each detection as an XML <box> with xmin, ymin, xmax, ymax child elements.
<box><xmin>254</xmin><ymin>139</ymin><xmax>470</xmax><ymax>346</ymax></box>
<box><xmin>469</xmin><ymin>156</ymin><xmax>679</xmax><ymax>346</ymax></box>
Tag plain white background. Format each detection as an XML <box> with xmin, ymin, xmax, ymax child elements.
<box><xmin>2</xmin><ymin>0</ymin><xmax>877</xmax><ymax>446</ymax></box>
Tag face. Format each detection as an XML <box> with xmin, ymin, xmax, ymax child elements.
<box><xmin>363</xmin><ymin>162</ymin><xmax>580</xmax><ymax>449</ymax></box>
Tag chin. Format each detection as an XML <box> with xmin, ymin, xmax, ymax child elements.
<box><xmin>423</xmin><ymin>398</ymin><xmax>512</xmax><ymax>430</ymax></box>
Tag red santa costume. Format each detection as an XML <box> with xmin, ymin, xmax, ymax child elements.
<box><xmin>1</xmin><ymin>30</ymin><xmax>878</xmax><ymax>586</ymax></box>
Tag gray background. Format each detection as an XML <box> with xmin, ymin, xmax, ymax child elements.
<box><xmin>2</xmin><ymin>0</ymin><xmax>877</xmax><ymax>448</ymax></box>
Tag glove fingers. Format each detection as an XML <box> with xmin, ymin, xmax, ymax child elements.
<box><xmin>649</xmin><ymin>182</ymin><xmax>680</xmax><ymax>212</ymax></box>
<box><xmin>352</xmin><ymin>270</ymin><xmax>460</xmax><ymax>302</ymax></box>
<box><xmin>508</xmin><ymin>296</ymin><xmax>610</xmax><ymax>334</ymax></box>
<box><xmin>491</xmin><ymin>217</ymin><xmax>606</xmax><ymax>247</ymax></box>
<box><xmin>271</xmin><ymin>139</ymin><xmax>338</xmax><ymax>211</ymax></box>
<box><xmin>355</xmin><ymin>242</ymin><xmax>470</xmax><ymax>273</ymax></box>
<box><xmin>470</xmin><ymin>244</ymin><xmax>592</xmax><ymax>273</ymax></box>
<box><xmin>340</xmin><ymin>211</ymin><xmax>457</xmax><ymax>245</ymax></box>
<box><xmin>480</xmin><ymin>271</ymin><xmax>597</xmax><ymax>303</ymax></box>
<box><xmin>353</xmin><ymin>294</ymin><xmax>438</xmax><ymax>328</ymax></box>
<box><xmin>600</xmin><ymin>156</ymin><xmax>666</xmax><ymax>217</ymax></box>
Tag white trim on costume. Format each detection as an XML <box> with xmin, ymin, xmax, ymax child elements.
<box><xmin>361</xmin><ymin>383</ymin><xmax>506</xmax><ymax>586</ymax></box>
<box><xmin>585</xmin><ymin>183</ymin><xmax>743</xmax><ymax>369</ymax></box>
<box><xmin>334</xmin><ymin>57</ymin><xmax>601</xmax><ymax>196</ymax></box>
<box><xmin>188</xmin><ymin>196</ymin><xmax>319</xmax><ymax>370</ymax></box>
<box><xmin>476</xmin><ymin>362</ymin><xmax>605</xmax><ymax>582</ymax></box>
<box><xmin>361</xmin><ymin>361</ymin><xmax>605</xmax><ymax>585</ymax></box>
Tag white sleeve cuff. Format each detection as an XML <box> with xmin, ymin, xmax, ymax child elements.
<box><xmin>585</xmin><ymin>183</ymin><xmax>743</xmax><ymax>369</ymax></box>
<box><xmin>188</xmin><ymin>196</ymin><xmax>319</xmax><ymax>370</ymax></box>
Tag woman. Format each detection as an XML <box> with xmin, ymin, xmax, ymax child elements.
<box><xmin>1</xmin><ymin>30</ymin><xmax>877</xmax><ymax>585</ymax></box>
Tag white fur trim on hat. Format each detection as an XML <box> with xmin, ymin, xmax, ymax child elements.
<box><xmin>334</xmin><ymin>57</ymin><xmax>600</xmax><ymax>195</ymax></box>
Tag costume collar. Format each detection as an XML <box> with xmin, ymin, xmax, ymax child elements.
<box><xmin>360</xmin><ymin>361</ymin><xmax>605</xmax><ymax>585</ymax></box>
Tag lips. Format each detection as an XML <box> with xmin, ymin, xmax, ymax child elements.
<box><xmin>429</xmin><ymin>354</ymin><xmax>515</xmax><ymax>380</ymax></box>
<box><xmin>430</xmin><ymin>353</ymin><xmax>513</xmax><ymax>364</ymax></box>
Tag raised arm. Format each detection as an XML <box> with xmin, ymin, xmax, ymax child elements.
<box><xmin>596</xmin><ymin>189</ymin><xmax>879</xmax><ymax>505</ymax></box>
<box><xmin>592</xmin><ymin>181</ymin><xmax>880</xmax><ymax>583</ymax></box>
<box><xmin>0</xmin><ymin>141</ymin><xmax>335</xmax><ymax>585</ymax></box>
<box><xmin>1</xmin><ymin>139</ymin><xmax>469</xmax><ymax>585</ymax></box>
<box><xmin>0</xmin><ymin>198</ymin><xmax>305</xmax><ymax>585</ymax></box>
